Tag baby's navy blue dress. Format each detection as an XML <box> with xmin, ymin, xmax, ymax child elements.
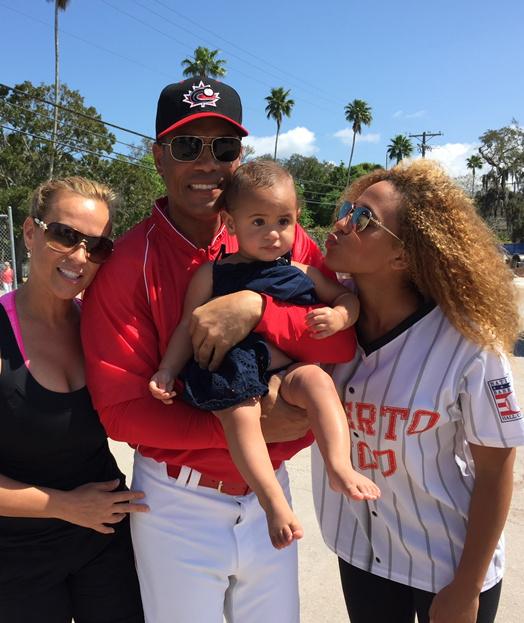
<box><xmin>182</xmin><ymin>253</ymin><xmax>319</xmax><ymax>411</ymax></box>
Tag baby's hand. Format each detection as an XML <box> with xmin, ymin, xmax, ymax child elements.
<box><xmin>149</xmin><ymin>369</ymin><xmax>177</xmax><ymax>405</ymax></box>
<box><xmin>305</xmin><ymin>307</ymin><xmax>345</xmax><ymax>338</ymax></box>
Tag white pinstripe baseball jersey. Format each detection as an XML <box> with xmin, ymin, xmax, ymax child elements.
<box><xmin>312</xmin><ymin>304</ymin><xmax>524</xmax><ymax>594</ymax></box>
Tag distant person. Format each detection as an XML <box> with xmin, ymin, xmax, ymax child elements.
<box><xmin>0</xmin><ymin>177</ymin><xmax>146</xmax><ymax>623</ymax></box>
<box><xmin>149</xmin><ymin>159</ymin><xmax>379</xmax><ymax>549</ymax></box>
<box><xmin>311</xmin><ymin>160</ymin><xmax>524</xmax><ymax>623</ymax></box>
<box><xmin>1</xmin><ymin>261</ymin><xmax>13</xmax><ymax>292</ymax></box>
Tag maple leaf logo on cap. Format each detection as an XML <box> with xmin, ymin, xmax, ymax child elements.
<box><xmin>182</xmin><ymin>81</ymin><xmax>221</xmax><ymax>109</ymax></box>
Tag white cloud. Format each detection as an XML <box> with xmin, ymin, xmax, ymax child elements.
<box><xmin>244</xmin><ymin>127</ymin><xmax>317</xmax><ymax>158</ymax></box>
<box><xmin>334</xmin><ymin>128</ymin><xmax>381</xmax><ymax>145</ymax></box>
<box><xmin>417</xmin><ymin>143</ymin><xmax>486</xmax><ymax>177</ymax></box>
<box><xmin>356</xmin><ymin>132</ymin><xmax>381</xmax><ymax>144</ymax></box>
<box><xmin>392</xmin><ymin>109</ymin><xmax>427</xmax><ymax>119</ymax></box>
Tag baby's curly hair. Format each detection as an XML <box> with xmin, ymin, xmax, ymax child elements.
<box><xmin>342</xmin><ymin>159</ymin><xmax>519</xmax><ymax>352</ymax></box>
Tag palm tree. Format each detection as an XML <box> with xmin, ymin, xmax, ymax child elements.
<box><xmin>46</xmin><ymin>0</ymin><xmax>71</xmax><ymax>179</ymax></box>
<box><xmin>387</xmin><ymin>135</ymin><xmax>414</xmax><ymax>165</ymax></box>
<box><xmin>466</xmin><ymin>154</ymin><xmax>483</xmax><ymax>195</ymax></box>
<box><xmin>181</xmin><ymin>47</ymin><xmax>227</xmax><ymax>80</ymax></box>
<box><xmin>265</xmin><ymin>87</ymin><xmax>294</xmax><ymax>160</ymax></box>
<box><xmin>344</xmin><ymin>99</ymin><xmax>373</xmax><ymax>186</ymax></box>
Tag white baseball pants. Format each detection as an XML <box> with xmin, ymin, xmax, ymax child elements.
<box><xmin>130</xmin><ymin>453</ymin><xmax>300</xmax><ymax>623</ymax></box>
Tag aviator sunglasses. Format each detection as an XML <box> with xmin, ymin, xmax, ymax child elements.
<box><xmin>337</xmin><ymin>201</ymin><xmax>403</xmax><ymax>244</ymax></box>
<box><xmin>158</xmin><ymin>135</ymin><xmax>242</xmax><ymax>163</ymax></box>
<box><xmin>33</xmin><ymin>217</ymin><xmax>114</xmax><ymax>264</ymax></box>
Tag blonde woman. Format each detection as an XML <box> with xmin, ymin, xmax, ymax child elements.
<box><xmin>0</xmin><ymin>178</ymin><xmax>147</xmax><ymax>622</ymax></box>
<box><xmin>312</xmin><ymin>160</ymin><xmax>523</xmax><ymax>623</ymax></box>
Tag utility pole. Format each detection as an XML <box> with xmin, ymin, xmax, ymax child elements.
<box><xmin>408</xmin><ymin>131</ymin><xmax>443</xmax><ymax>157</ymax></box>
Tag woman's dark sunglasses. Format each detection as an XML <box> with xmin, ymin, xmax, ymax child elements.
<box><xmin>158</xmin><ymin>135</ymin><xmax>242</xmax><ymax>163</ymax></box>
<box><xmin>337</xmin><ymin>202</ymin><xmax>403</xmax><ymax>244</ymax></box>
<box><xmin>33</xmin><ymin>217</ymin><xmax>114</xmax><ymax>264</ymax></box>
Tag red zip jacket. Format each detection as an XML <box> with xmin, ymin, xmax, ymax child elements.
<box><xmin>82</xmin><ymin>198</ymin><xmax>356</xmax><ymax>482</ymax></box>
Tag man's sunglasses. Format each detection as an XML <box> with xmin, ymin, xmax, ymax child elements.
<box><xmin>33</xmin><ymin>217</ymin><xmax>114</xmax><ymax>264</ymax></box>
<box><xmin>337</xmin><ymin>202</ymin><xmax>403</xmax><ymax>244</ymax></box>
<box><xmin>158</xmin><ymin>135</ymin><xmax>242</xmax><ymax>163</ymax></box>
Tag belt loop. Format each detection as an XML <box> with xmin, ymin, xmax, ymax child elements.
<box><xmin>176</xmin><ymin>465</ymin><xmax>192</xmax><ymax>486</ymax></box>
<box><xmin>187</xmin><ymin>468</ymin><xmax>202</xmax><ymax>488</ymax></box>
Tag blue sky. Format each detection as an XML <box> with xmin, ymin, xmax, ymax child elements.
<box><xmin>1</xmin><ymin>0</ymin><xmax>522</xmax><ymax>177</ymax></box>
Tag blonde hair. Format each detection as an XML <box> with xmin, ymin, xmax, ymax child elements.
<box><xmin>343</xmin><ymin>159</ymin><xmax>518</xmax><ymax>352</ymax></box>
<box><xmin>217</xmin><ymin>159</ymin><xmax>296</xmax><ymax>212</ymax></box>
<box><xmin>31</xmin><ymin>176</ymin><xmax>117</xmax><ymax>220</ymax></box>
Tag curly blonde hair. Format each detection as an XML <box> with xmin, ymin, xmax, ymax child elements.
<box><xmin>343</xmin><ymin>159</ymin><xmax>519</xmax><ymax>352</ymax></box>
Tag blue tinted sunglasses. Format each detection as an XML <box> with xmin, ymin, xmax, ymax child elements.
<box><xmin>337</xmin><ymin>202</ymin><xmax>403</xmax><ymax>244</ymax></box>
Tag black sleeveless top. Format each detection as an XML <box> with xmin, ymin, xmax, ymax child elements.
<box><xmin>212</xmin><ymin>248</ymin><xmax>320</xmax><ymax>305</ymax></box>
<box><xmin>0</xmin><ymin>305</ymin><xmax>122</xmax><ymax>539</ymax></box>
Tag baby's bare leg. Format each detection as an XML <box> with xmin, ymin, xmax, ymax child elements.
<box><xmin>214</xmin><ymin>400</ymin><xmax>303</xmax><ymax>548</ymax></box>
<box><xmin>280</xmin><ymin>364</ymin><xmax>380</xmax><ymax>501</ymax></box>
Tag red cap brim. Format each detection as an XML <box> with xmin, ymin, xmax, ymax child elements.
<box><xmin>157</xmin><ymin>112</ymin><xmax>249</xmax><ymax>139</ymax></box>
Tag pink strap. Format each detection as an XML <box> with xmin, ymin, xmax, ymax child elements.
<box><xmin>0</xmin><ymin>291</ymin><xmax>28</xmax><ymax>362</ymax></box>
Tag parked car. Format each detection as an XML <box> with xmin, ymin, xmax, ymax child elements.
<box><xmin>499</xmin><ymin>246</ymin><xmax>512</xmax><ymax>265</ymax></box>
<box><xmin>511</xmin><ymin>253</ymin><xmax>524</xmax><ymax>269</ymax></box>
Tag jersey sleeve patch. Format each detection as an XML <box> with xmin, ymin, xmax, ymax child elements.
<box><xmin>487</xmin><ymin>376</ymin><xmax>522</xmax><ymax>423</ymax></box>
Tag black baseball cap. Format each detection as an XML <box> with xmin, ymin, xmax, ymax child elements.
<box><xmin>156</xmin><ymin>78</ymin><xmax>249</xmax><ymax>139</ymax></box>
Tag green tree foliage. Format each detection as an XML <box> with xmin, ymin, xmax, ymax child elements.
<box><xmin>181</xmin><ymin>47</ymin><xmax>227</xmax><ymax>79</ymax></box>
<box><xmin>240</xmin><ymin>144</ymin><xmax>256</xmax><ymax>162</ymax></box>
<box><xmin>0</xmin><ymin>81</ymin><xmax>166</xmax><ymax>247</ymax></box>
<box><xmin>466</xmin><ymin>154</ymin><xmax>483</xmax><ymax>195</ymax></box>
<box><xmin>104</xmin><ymin>141</ymin><xmax>165</xmax><ymax>237</ymax></box>
<box><xmin>0</xmin><ymin>81</ymin><xmax>115</xmax><ymax>238</ymax></box>
<box><xmin>282</xmin><ymin>154</ymin><xmax>381</xmax><ymax>227</ymax></box>
<box><xmin>344</xmin><ymin>99</ymin><xmax>373</xmax><ymax>186</ymax></box>
<box><xmin>265</xmin><ymin>87</ymin><xmax>294</xmax><ymax>160</ymax></box>
<box><xmin>387</xmin><ymin>134</ymin><xmax>413</xmax><ymax>164</ymax></box>
<box><xmin>476</xmin><ymin>122</ymin><xmax>524</xmax><ymax>240</ymax></box>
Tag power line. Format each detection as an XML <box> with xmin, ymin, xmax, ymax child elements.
<box><xmin>2</xmin><ymin>122</ymin><xmax>339</xmax><ymax>205</ymax></box>
<box><xmin>296</xmin><ymin>177</ymin><xmax>346</xmax><ymax>190</ymax></box>
<box><xmin>1</xmin><ymin>99</ymin><xmax>147</xmax><ymax>154</ymax></box>
<box><xmin>408</xmin><ymin>131</ymin><xmax>443</xmax><ymax>157</ymax></box>
<box><xmin>0</xmin><ymin>2</ymin><xmax>175</xmax><ymax>84</ymax></box>
<box><xmin>1</xmin><ymin>84</ymin><xmax>349</xmax><ymax>192</ymax></box>
<box><xmin>132</xmin><ymin>0</ymin><xmax>336</xmax><ymax>107</ymax></box>
<box><xmin>1</xmin><ymin>124</ymin><xmax>156</xmax><ymax>172</ymax></box>
<box><xmin>100</xmin><ymin>0</ymin><xmax>335</xmax><ymax>115</ymax></box>
<box><xmin>150</xmin><ymin>0</ymin><xmax>327</xmax><ymax>100</ymax></box>
<box><xmin>0</xmin><ymin>83</ymin><xmax>154</xmax><ymax>141</ymax></box>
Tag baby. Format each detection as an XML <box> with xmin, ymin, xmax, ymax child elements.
<box><xmin>150</xmin><ymin>160</ymin><xmax>379</xmax><ymax>548</ymax></box>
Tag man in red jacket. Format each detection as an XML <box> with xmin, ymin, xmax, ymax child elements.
<box><xmin>82</xmin><ymin>78</ymin><xmax>350</xmax><ymax>622</ymax></box>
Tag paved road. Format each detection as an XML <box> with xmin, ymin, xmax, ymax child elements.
<box><xmin>109</xmin><ymin>280</ymin><xmax>524</xmax><ymax>622</ymax></box>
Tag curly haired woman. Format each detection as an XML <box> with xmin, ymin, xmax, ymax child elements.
<box><xmin>311</xmin><ymin>159</ymin><xmax>523</xmax><ymax>623</ymax></box>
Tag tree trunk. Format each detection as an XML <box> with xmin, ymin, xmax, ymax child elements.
<box><xmin>346</xmin><ymin>131</ymin><xmax>356</xmax><ymax>186</ymax></box>
<box><xmin>49</xmin><ymin>0</ymin><xmax>60</xmax><ymax>179</ymax></box>
<box><xmin>273</xmin><ymin>122</ymin><xmax>280</xmax><ymax>160</ymax></box>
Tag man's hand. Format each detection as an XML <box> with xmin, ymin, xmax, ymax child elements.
<box><xmin>190</xmin><ymin>290</ymin><xmax>264</xmax><ymax>370</ymax></box>
<box><xmin>260</xmin><ymin>372</ymin><xmax>310</xmax><ymax>443</ymax></box>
